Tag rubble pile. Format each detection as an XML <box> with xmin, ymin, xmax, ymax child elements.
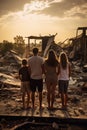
<box><xmin>0</xmin><ymin>58</ymin><xmax>87</xmax><ymax>118</ymax></box>
<box><xmin>0</xmin><ymin>27</ymin><xmax>87</xmax><ymax>122</ymax></box>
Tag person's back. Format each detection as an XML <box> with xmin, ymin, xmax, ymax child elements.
<box><xmin>58</xmin><ymin>52</ymin><xmax>71</xmax><ymax>109</ymax></box>
<box><xmin>44</xmin><ymin>61</ymin><xmax>58</xmax><ymax>83</ymax></box>
<box><xmin>29</xmin><ymin>55</ymin><xmax>43</xmax><ymax>79</ymax></box>
<box><xmin>58</xmin><ymin>62</ymin><xmax>69</xmax><ymax>81</ymax></box>
<box><xmin>19</xmin><ymin>59</ymin><xmax>30</xmax><ymax>109</ymax></box>
<box><xmin>28</xmin><ymin>48</ymin><xmax>44</xmax><ymax>109</ymax></box>
<box><xmin>19</xmin><ymin>66</ymin><xmax>30</xmax><ymax>81</ymax></box>
<box><xmin>44</xmin><ymin>50</ymin><xmax>59</xmax><ymax>109</ymax></box>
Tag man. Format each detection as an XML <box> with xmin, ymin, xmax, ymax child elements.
<box><xmin>28</xmin><ymin>48</ymin><xmax>44</xmax><ymax>109</ymax></box>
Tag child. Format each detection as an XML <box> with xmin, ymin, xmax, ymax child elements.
<box><xmin>58</xmin><ymin>52</ymin><xmax>71</xmax><ymax>109</ymax></box>
<box><xmin>19</xmin><ymin>59</ymin><xmax>31</xmax><ymax>109</ymax></box>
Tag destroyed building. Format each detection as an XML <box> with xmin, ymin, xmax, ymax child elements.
<box><xmin>0</xmin><ymin>28</ymin><xmax>87</xmax><ymax>130</ymax></box>
<box><xmin>63</xmin><ymin>27</ymin><xmax>87</xmax><ymax>66</ymax></box>
<box><xmin>25</xmin><ymin>33</ymin><xmax>62</xmax><ymax>58</ymax></box>
<box><xmin>0</xmin><ymin>50</ymin><xmax>22</xmax><ymax>68</ymax></box>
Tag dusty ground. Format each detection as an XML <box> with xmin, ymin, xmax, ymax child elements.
<box><xmin>0</xmin><ymin>78</ymin><xmax>87</xmax><ymax>130</ymax></box>
<box><xmin>0</xmin><ymin>79</ymin><xmax>87</xmax><ymax>119</ymax></box>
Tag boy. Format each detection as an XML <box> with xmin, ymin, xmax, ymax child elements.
<box><xmin>19</xmin><ymin>59</ymin><xmax>31</xmax><ymax>109</ymax></box>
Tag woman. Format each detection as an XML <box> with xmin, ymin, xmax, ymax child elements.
<box><xmin>44</xmin><ymin>50</ymin><xmax>59</xmax><ymax>109</ymax></box>
<box><xmin>58</xmin><ymin>52</ymin><xmax>71</xmax><ymax>109</ymax></box>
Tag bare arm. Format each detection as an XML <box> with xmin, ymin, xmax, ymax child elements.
<box><xmin>41</xmin><ymin>64</ymin><xmax>45</xmax><ymax>74</ymax></box>
<box><xmin>57</xmin><ymin>64</ymin><xmax>60</xmax><ymax>75</ymax></box>
<box><xmin>69</xmin><ymin>63</ymin><xmax>71</xmax><ymax>77</ymax></box>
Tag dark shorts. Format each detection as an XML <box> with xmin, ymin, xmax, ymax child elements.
<box><xmin>58</xmin><ymin>80</ymin><xmax>69</xmax><ymax>94</ymax></box>
<box><xmin>30</xmin><ymin>78</ymin><xmax>43</xmax><ymax>92</ymax></box>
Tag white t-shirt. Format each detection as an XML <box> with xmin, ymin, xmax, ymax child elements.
<box><xmin>28</xmin><ymin>55</ymin><xmax>44</xmax><ymax>79</ymax></box>
<box><xmin>58</xmin><ymin>63</ymin><xmax>69</xmax><ymax>81</ymax></box>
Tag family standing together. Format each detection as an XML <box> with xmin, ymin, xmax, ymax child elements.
<box><xmin>19</xmin><ymin>47</ymin><xmax>71</xmax><ymax>110</ymax></box>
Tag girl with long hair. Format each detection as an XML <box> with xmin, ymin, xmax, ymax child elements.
<box><xmin>44</xmin><ymin>49</ymin><xmax>59</xmax><ymax>109</ymax></box>
<box><xmin>58</xmin><ymin>52</ymin><xmax>71</xmax><ymax>109</ymax></box>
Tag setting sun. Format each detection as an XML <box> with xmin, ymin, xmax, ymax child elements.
<box><xmin>0</xmin><ymin>0</ymin><xmax>87</xmax><ymax>43</ymax></box>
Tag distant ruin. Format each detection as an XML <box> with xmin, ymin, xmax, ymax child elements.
<box><xmin>25</xmin><ymin>33</ymin><xmax>58</xmax><ymax>57</ymax></box>
<box><xmin>24</xmin><ymin>27</ymin><xmax>87</xmax><ymax>65</ymax></box>
<box><xmin>64</xmin><ymin>27</ymin><xmax>87</xmax><ymax>65</ymax></box>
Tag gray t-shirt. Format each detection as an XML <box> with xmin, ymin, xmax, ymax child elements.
<box><xmin>28</xmin><ymin>55</ymin><xmax>44</xmax><ymax>79</ymax></box>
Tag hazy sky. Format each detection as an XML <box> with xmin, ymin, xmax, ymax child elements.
<box><xmin>0</xmin><ymin>0</ymin><xmax>87</xmax><ymax>43</ymax></box>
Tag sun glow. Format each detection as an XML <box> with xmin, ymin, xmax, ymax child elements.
<box><xmin>24</xmin><ymin>1</ymin><xmax>48</xmax><ymax>12</ymax></box>
<box><xmin>1</xmin><ymin>0</ymin><xmax>86</xmax><ymax>43</ymax></box>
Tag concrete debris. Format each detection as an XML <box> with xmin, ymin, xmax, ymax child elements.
<box><xmin>0</xmin><ymin>28</ymin><xmax>87</xmax><ymax>120</ymax></box>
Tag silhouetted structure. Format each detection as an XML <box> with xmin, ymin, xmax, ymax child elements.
<box><xmin>25</xmin><ymin>34</ymin><xmax>57</xmax><ymax>57</ymax></box>
<box><xmin>64</xmin><ymin>27</ymin><xmax>87</xmax><ymax>65</ymax></box>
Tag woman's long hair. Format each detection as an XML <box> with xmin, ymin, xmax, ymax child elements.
<box><xmin>59</xmin><ymin>52</ymin><xmax>68</xmax><ymax>69</ymax></box>
<box><xmin>46</xmin><ymin>49</ymin><xmax>58</xmax><ymax>67</ymax></box>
